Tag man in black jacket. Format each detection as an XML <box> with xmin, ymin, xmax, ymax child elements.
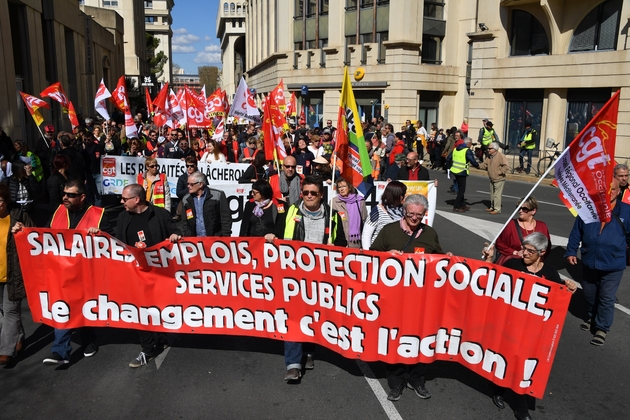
<box><xmin>182</xmin><ymin>172</ymin><xmax>232</xmax><ymax>237</ymax></box>
<box><xmin>115</xmin><ymin>183</ymin><xmax>182</xmax><ymax>368</ymax></box>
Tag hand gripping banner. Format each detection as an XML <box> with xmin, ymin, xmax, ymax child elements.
<box><xmin>16</xmin><ymin>231</ymin><xmax>570</xmax><ymax>398</ymax></box>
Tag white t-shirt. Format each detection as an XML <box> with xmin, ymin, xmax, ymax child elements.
<box><xmin>308</xmin><ymin>145</ymin><xmax>325</xmax><ymax>158</ymax></box>
<box><xmin>201</xmin><ymin>151</ymin><xmax>226</xmax><ymax>163</ymax></box>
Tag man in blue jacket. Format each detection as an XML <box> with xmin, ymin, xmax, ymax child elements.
<box><xmin>565</xmin><ymin>178</ymin><xmax>630</xmax><ymax>346</ymax></box>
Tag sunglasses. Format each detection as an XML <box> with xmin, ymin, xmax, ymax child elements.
<box><xmin>284</xmin><ymin>165</ymin><xmax>296</xmax><ymax>169</ymax></box>
<box><xmin>63</xmin><ymin>192</ymin><xmax>81</xmax><ymax>198</ymax></box>
<box><xmin>146</xmin><ymin>165</ymin><xmax>158</xmax><ymax>168</ymax></box>
<box><xmin>121</xmin><ymin>196</ymin><xmax>137</xmax><ymax>202</ymax></box>
<box><xmin>518</xmin><ymin>207</ymin><xmax>532</xmax><ymax>213</ymax></box>
<box><xmin>186</xmin><ymin>164</ymin><xmax>197</xmax><ymax>168</ymax></box>
<box><xmin>302</xmin><ymin>190</ymin><xmax>319</xmax><ymax>196</ymax></box>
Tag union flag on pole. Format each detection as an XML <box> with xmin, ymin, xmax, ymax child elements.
<box><xmin>40</xmin><ymin>82</ymin><xmax>70</xmax><ymax>113</ymax></box>
<box><xmin>333</xmin><ymin>67</ymin><xmax>373</xmax><ymax>195</ymax></box>
<box><xmin>229</xmin><ymin>77</ymin><xmax>261</xmax><ymax>124</ymax></box>
<box><xmin>67</xmin><ymin>101</ymin><xmax>79</xmax><ymax>130</ymax></box>
<box><xmin>286</xmin><ymin>92</ymin><xmax>296</xmax><ymax>117</ymax></box>
<box><xmin>185</xmin><ymin>87</ymin><xmax>212</xmax><ymax>128</ymax></box>
<box><xmin>20</xmin><ymin>92</ymin><xmax>50</xmax><ymax>126</ymax></box>
<box><xmin>112</xmin><ymin>76</ymin><xmax>129</xmax><ymax>112</ymax></box>
<box><xmin>262</xmin><ymin>97</ymin><xmax>276</xmax><ymax>161</ymax></box>
<box><xmin>94</xmin><ymin>79</ymin><xmax>111</xmax><ymax>121</ymax></box>
<box><xmin>555</xmin><ymin>90</ymin><xmax>620</xmax><ymax>223</ymax></box>
<box><xmin>145</xmin><ymin>87</ymin><xmax>154</xmax><ymax>115</ymax></box>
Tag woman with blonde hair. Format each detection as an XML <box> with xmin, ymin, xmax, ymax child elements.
<box><xmin>136</xmin><ymin>158</ymin><xmax>171</xmax><ymax>210</ymax></box>
<box><xmin>201</xmin><ymin>139</ymin><xmax>227</xmax><ymax>163</ymax></box>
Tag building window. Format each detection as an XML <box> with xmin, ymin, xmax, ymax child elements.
<box><xmin>230</xmin><ymin>3</ymin><xmax>235</xmax><ymax>13</ymax></box>
<box><xmin>319</xmin><ymin>38</ymin><xmax>328</xmax><ymax>48</ymax></box>
<box><xmin>421</xmin><ymin>35</ymin><xmax>442</xmax><ymax>64</ymax></box>
<box><xmin>510</xmin><ymin>10</ymin><xmax>549</xmax><ymax>56</ymax></box>
<box><xmin>103</xmin><ymin>0</ymin><xmax>119</xmax><ymax>7</ymax></box>
<box><xmin>505</xmin><ymin>89</ymin><xmax>544</xmax><ymax>149</ymax></box>
<box><xmin>144</xmin><ymin>1</ymin><xmax>153</xmax><ymax>8</ymax></box>
<box><xmin>565</xmin><ymin>88</ymin><xmax>612</xmax><ymax>147</ymax></box>
<box><xmin>320</xmin><ymin>0</ymin><xmax>329</xmax><ymax>14</ymax></box>
<box><xmin>424</xmin><ymin>1</ymin><xmax>444</xmax><ymax>20</ymax></box>
<box><xmin>306</xmin><ymin>40</ymin><xmax>317</xmax><ymax>49</ymax></box>
<box><xmin>145</xmin><ymin>16</ymin><xmax>156</xmax><ymax>23</ymax></box>
<box><xmin>295</xmin><ymin>0</ymin><xmax>304</xmax><ymax>18</ymax></box>
<box><xmin>224</xmin><ymin>2</ymin><xmax>229</xmax><ymax>13</ymax></box>
<box><xmin>570</xmin><ymin>0</ymin><xmax>621</xmax><ymax>52</ymax></box>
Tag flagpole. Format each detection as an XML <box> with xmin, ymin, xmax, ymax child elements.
<box><xmin>484</xmin><ymin>146</ymin><xmax>570</xmax><ymax>257</ymax></box>
<box><xmin>327</xmin><ymin>153</ymin><xmax>339</xmax><ymax>245</ymax></box>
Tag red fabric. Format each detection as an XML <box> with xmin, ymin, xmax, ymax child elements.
<box><xmin>389</xmin><ymin>140</ymin><xmax>406</xmax><ymax>165</ymax></box>
<box><xmin>50</xmin><ymin>206</ymin><xmax>105</xmax><ymax>229</ymax></box>
<box><xmin>495</xmin><ymin>219</ymin><xmax>551</xmax><ymax>263</ymax></box>
<box><xmin>17</xmin><ymin>231</ymin><xmax>571</xmax><ymax>399</ymax></box>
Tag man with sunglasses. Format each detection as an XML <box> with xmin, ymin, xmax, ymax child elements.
<box><xmin>371</xmin><ymin>194</ymin><xmax>450</xmax><ymax>402</ymax></box>
<box><xmin>42</xmin><ymin>180</ymin><xmax>114</xmax><ymax>365</ymax></box>
<box><xmin>115</xmin><ymin>183</ymin><xmax>181</xmax><ymax>367</ymax></box>
<box><xmin>265</xmin><ymin>176</ymin><xmax>347</xmax><ymax>383</ymax></box>
<box><xmin>182</xmin><ymin>172</ymin><xmax>232</xmax><ymax>237</ymax></box>
<box><xmin>268</xmin><ymin>156</ymin><xmax>302</xmax><ymax>207</ymax></box>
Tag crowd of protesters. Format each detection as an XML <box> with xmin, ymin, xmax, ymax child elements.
<box><xmin>0</xmin><ymin>110</ymin><xmax>625</xmax><ymax>420</ymax></box>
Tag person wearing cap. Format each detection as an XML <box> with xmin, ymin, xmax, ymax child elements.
<box><xmin>311</xmin><ymin>155</ymin><xmax>332</xmax><ymax>184</ymax></box>
<box><xmin>446</xmin><ymin>137</ymin><xmax>479</xmax><ymax>212</ymax></box>
<box><xmin>517</xmin><ymin>121</ymin><xmax>538</xmax><ymax>175</ymax></box>
<box><xmin>398</xmin><ymin>152</ymin><xmax>430</xmax><ymax>181</ymax></box>
<box><xmin>36</xmin><ymin>124</ymin><xmax>58</xmax><ymax>179</ymax></box>
<box><xmin>385</xmin><ymin>153</ymin><xmax>407</xmax><ymax>181</ymax></box>
<box><xmin>321</xmin><ymin>129</ymin><xmax>334</xmax><ymax>156</ymax></box>
<box><xmin>478</xmin><ymin>119</ymin><xmax>499</xmax><ymax>159</ymax></box>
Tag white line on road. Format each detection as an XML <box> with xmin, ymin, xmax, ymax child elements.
<box><xmin>154</xmin><ymin>347</ymin><xmax>170</xmax><ymax>370</ymax></box>
<box><xmin>436</xmin><ymin>210</ymin><xmax>630</xmax><ymax>317</ymax></box>
<box><xmin>356</xmin><ymin>360</ymin><xmax>403</xmax><ymax>420</ymax></box>
<box><xmin>475</xmin><ymin>191</ymin><xmax>565</xmax><ymax>207</ymax></box>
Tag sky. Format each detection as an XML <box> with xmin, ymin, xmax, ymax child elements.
<box><xmin>171</xmin><ymin>0</ymin><xmax>222</xmax><ymax>74</ymax></box>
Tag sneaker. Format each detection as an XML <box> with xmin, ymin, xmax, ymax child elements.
<box><xmin>284</xmin><ymin>368</ymin><xmax>301</xmax><ymax>381</ymax></box>
<box><xmin>83</xmin><ymin>343</ymin><xmax>98</xmax><ymax>357</ymax></box>
<box><xmin>580</xmin><ymin>319</ymin><xmax>591</xmax><ymax>331</ymax></box>
<box><xmin>387</xmin><ymin>384</ymin><xmax>405</xmax><ymax>401</ymax></box>
<box><xmin>43</xmin><ymin>352</ymin><xmax>69</xmax><ymax>365</ymax></box>
<box><xmin>407</xmin><ymin>383</ymin><xmax>431</xmax><ymax>399</ymax></box>
<box><xmin>129</xmin><ymin>351</ymin><xmax>154</xmax><ymax>368</ymax></box>
<box><xmin>305</xmin><ymin>355</ymin><xmax>314</xmax><ymax>370</ymax></box>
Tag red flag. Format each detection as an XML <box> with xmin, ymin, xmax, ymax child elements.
<box><xmin>20</xmin><ymin>92</ymin><xmax>50</xmax><ymax>126</ymax></box>
<box><xmin>40</xmin><ymin>82</ymin><xmax>70</xmax><ymax>113</ymax></box>
<box><xmin>286</xmin><ymin>92</ymin><xmax>296</xmax><ymax>117</ymax></box>
<box><xmin>555</xmin><ymin>91</ymin><xmax>619</xmax><ymax>223</ymax></box>
<box><xmin>145</xmin><ymin>87</ymin><xmax>154</xmax><ymax>115</ymax></box>
<box><xmin>206</xmin><ymin>88</ymin><xmax>226</xmax><ymax>118</ymax></box>
<box><xmin>185</xmin><ymin>87</ymin><xmax>212</xmax><ymax>128</ymax></box>
<box><xmin>262</xmin><ymin>97</ymin><xmax>276</xmax><ymax>161</ymax></box>
<box><xmin>153</xmin><ymin>82</ymin><xmax>169</xmax><ymax>111</ymax></box>
<box><xmin>68</xmin><ymin>101</ymin><xmax>79</xmax><ymax>130</ymax></box>
<box><xmin>221</xmin><ymin>90</ymin><xmax>230</xmax><ymax>116</ymax></box>
<box><xmin>111</xmin><ymin>76</ymin><xmax>129</xmax><ymax>112</ymax></box>
<box><xmin>153</xmin><ymin>83</ymin><xmax>170</xmax><ymax>128</ymax></box>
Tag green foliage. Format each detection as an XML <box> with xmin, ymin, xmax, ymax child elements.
<box><xmin>198</xmin><ymin>66</ymin><xmax>220</xmax><ymax>92</ymax></box>
<box><xmin>146</xmin><ymin>32</ymin><xmax>168</xmax><ymax>79</ymax></box>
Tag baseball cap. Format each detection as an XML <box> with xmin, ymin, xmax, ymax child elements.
<box><xmin>45</xmin><ymin>125</ymin><xmax>55</xmax><ymax>133</ymax></box>
<box><xmin>323</xmin><ymin>129</ymin><xmax>331</xmax><ymax>135</ymax></box>
<box><xmin>394</xmin><ymin>153</ymin><xmax>407</xmax><ymax>163</ymax></box>
<box><xmin>157</xmin><ymin>136</ymin><xmax>166</xmax><ymax>144</ymax></box>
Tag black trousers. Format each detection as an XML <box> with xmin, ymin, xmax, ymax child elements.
<box><xmin>386</xmin><ymin>363</ymin><xmax>427</xmax><ymax>389</ymax></box>
<box><xmin>139</xmin><ymin>331</ymin><xmax>167</xmax><ymax>356</ymax></box>
<box><xmin>494</xmin><ymin>385</ymin><xmax>532</xmax><ymax>416</ymax></box>
<box><xmin>454</xmin><ymin>175</ymin><xmax>467</xmax><ymax>208</ymax></box>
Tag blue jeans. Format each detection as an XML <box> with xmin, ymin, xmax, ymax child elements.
<box><xmin>519</xmin><ymin>148</ymin><xmax>533</xmax><ymax>172</ymax></box>
<box><xmin>51</xmin><ymin>327</ymin><xmax>97</xmax><ymax>359</ymax></box>
<box><xmin>284</xmin><ymin>341</ymin><xmax>302</xmax><ymax>370</ymax></box>
<box><xmin>581</xmin><ymin>267</ymin><xmax>624</xmax><ymax>332</ymax></box>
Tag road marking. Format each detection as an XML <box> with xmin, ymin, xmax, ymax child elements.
<box><xmin>356</xmin><ymin>360</ymin><xmax>403</xmax><ymax>420</ymax></box>
<box><xmin>155</xmin><ymin>347</ymin><xmax>170</xmax><ymax>370</ymax></box>
<box><xmin>475</xmin><ymin>191</ymin><xmax>565</xmax><ymax>207</ymax></box>
<box><xmin>436</xmin><ymin>210</ymin><xmax>630</xmax><ymax>316</ymax></box>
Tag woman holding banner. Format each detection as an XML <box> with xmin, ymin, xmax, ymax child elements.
<box><xmin>483</xmin><ymin>232</ymin><xmax>576</xmax><ymax>420</ymax></box>
<box><xmin>494</xmin><ymin>197</ymin><xmax>551</xmax><ymax>265</ymax></box>
<box><xmin>201</xmin><ymin>140</ymin><xmax>226</xmax><ymax>163</ymax></box>
<box><xmin>238</xmin><ymin>153</ymin><xmax>268</xmax><ymax>184</ymax></box>
<box><xmin>240</xmin><ymin>180</ymin><xmax>278</xmax><ymax>237</ymax></box>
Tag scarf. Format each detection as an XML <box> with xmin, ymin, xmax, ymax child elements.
<box><xmin>253</xmin><ymin>199</ymin><xmax>270</xmax><ymax>218</ymax></box>
<box><xmin>280</xmin><ymin>173</ymin><xmax>301</xmax><ymax>204</ymax></box>
<box><xmin>337</xmin><ymin>193</ymin><xmax>363</xmax><ymax>242</ymax></box>
<box><xmin>385</xmin><ymin>204</ymin><xmax>404</xmax><ymax>221</ymax></box>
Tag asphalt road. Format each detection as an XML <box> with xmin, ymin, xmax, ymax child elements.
<box><xmin>2</xmin><ymin>169</ymin><xmax>630</xmax><ymax>420</ymax></box>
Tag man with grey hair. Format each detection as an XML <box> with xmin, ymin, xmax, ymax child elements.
<box><xmin>371</xmin><ymin>194</ymin><xmax>451</xmax><ymax>402</ymax></box>
<box><xmin>446</xmin><ymin>136</ymin><xmax>479</xmax><ymax>212</ymax></box>
<box><xmin>614</xmin><ymin>163</ymin><xmax>629</xmax><ymax>204</ymax></box>
<box><xmin>182</xmin><ymin>172</ymin><xmax>232</xmax><ymax>237</ymax></box>
<box><xmin>479</xmin><ymin>141</ymin><xmax>509</xmax><ymax>214</ymax></box>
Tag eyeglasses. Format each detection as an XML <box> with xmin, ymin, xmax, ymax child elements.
<box><xmin>187</xmin><ymin>181</ymin><xmax>201</xmax><ymax>187</ymax></box>
<box><xmin>146</xmin><ymin>165</ymin><xmax>158</xmax><ymax>169</ymax></box>
<box><xmin>63</xmin><ymin>192</ymin><xmax>81</xmax><ymax>198</ymax></box>
<box><xmin>121</xmin><ymin>196</ymin><xmax>137</xmax><ymax>202</ymax></box>
<box><xmin>405</xmin><ymin>212</ymin><xmax>425</xmax><ymax>220</ymax></box>
<box><xmin>302</xmin><ymin>190</ymin><xmax>319</xmax><ymax>196</ymax></box>
<box><xmin>284</xmin><ymin>165</ymin><xmax>296</xmax><ymax>169</ymax></box>
<box><xmin>518</xmin><ymin>207</ymin><xmax>532</xmax><ymax>213</ymax></box>
<box><xmin>252</xmin><ymin>190</ymin><xmax>261</xmax><ymax>195</ymax></box>
<box><xmin>522</xmin><ymin>247</ymin><xmax>540</xmax><ymax>255</ymax></box>
<box><xmin>186</xmin><ymin>164</ymin><xmax>197</xmax><ymax>168</ymax></box>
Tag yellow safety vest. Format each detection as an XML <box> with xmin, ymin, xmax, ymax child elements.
<box><xmin>482</xmin><ymin>128</ymin><xmax>495</xmax><ymax>146</ymax></box>
<box><xmin>450</xmin><ymin>148</ymin><xmax>469</xmax><ymax>175</ymax></box>
<box><xmin>284</xmin><ymin>204</ymin><xmax>338</xmax><ymax>244</ymax></box>
<box><xmin>523</xmin><ymin>131</ymin><xmax>536</xmax><ymax>150</ymax></box>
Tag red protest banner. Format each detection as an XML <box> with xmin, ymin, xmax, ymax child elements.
<box><xmin>16</xmin><ymin>230</ymin><xmax>570</xmax><ymax>398</ymax></box>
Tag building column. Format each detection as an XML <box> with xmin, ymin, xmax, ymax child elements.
<box><xmin>543</xmin><ymin>89</ymin><xmax>567</xmax><ymax>151</ymax></box>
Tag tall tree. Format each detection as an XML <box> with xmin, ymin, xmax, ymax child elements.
<box><xmin>198</xmin><ymin>66</ymin><xmax>220</xmax><ymax>92</ymax></box>
<box><xmin>146</xmin><ymin>32</ymin><xmax>168</xmax><ymax>80</ymax></box>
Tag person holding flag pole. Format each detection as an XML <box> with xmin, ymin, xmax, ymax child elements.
<box><xmin>328</xmin><ymin>66</ymin><xmax>373</xmax><ymax>244</ymax></box>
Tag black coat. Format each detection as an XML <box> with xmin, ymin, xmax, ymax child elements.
<box><xmin>5</xmin><ymin>207</ymin><xmax>34</xmax><ymax>301</ymax></box>
<box><xmin>183</xmin><ymin>187</ymin><xmax>232</xmax><ymax>237</ymax></box>
<box><xmin>115</xmin><ymin>203</ymin><xmax>181</xmax><ymax>245</ymax></box>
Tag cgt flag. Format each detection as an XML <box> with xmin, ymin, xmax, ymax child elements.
<box><xmin>67</xmin><ymin>101</ymin><xmax>79</xmax><ymax>130</ymax></box>
<box><xmin>230</xmin><ymin>77</ymin><xmax>261</xmax><ymax>124</ymax></box>
<box><xmin>555</xmin><ymin>91</ymin><xmax>619</xmax><ymax>223</ymax></box>
<box><xmin>19</xmin><ymin>92</ymin><xmax>50</xmax><ymax>126</ymax></box>
<box><xmin>334</xmin><ymin>67</ymin><xmax>373</xmax><ymax>195</ymax></box>
<box><xmin>40</xmin><ymin>82</ymin><xmax>70</xmax><ymax>113</ymax></box>
<box><xmin>94</xmin><ymin>79</ymin><xmax>111</xmax><ymax>121</ymax></box>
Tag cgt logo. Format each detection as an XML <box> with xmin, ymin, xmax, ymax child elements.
<box><xmin>103</xmin><ymin>178</ymin><xmax>129</xmax><ymax>187</ymax></box>
<box><xmin>102</xmin><ymin>158</ymin><xmax>116</xmax><ymax>177</ymax></box>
